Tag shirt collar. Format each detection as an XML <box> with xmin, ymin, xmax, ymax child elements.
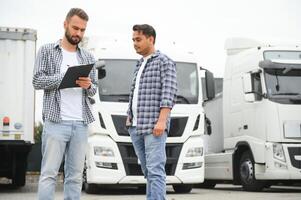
<box><xmin>143</xmin><ymin>54</ymin><xmax>152</xmax><ymax>62</ymax></box>
<box><xmin>151</xmin><ymin>50</ymin><xmax>160</xmax><ymax>59</ymax></box>
<box><xmin>54</xmin><ymin>39</ymin><xmax>82</xmax><ymax>53</ymax></box>
<box><xmin>138</xmin><ymin>50</ymin><xmax>160</xmax><ymax>63</ymax></box>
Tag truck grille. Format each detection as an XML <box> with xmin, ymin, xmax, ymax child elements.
<box><xmin>111</xmin><ymin>115</ymin><xmax>129</xmax><ymax>136</ymax></box>
<box><xmin>288</xmin><ymin>147</ymin><xmax>301</xmax><ymax>169</ymax></box>
<box><xmin>117</xmin><ymin>142</ymin><xmax>183</xmax><ymax>175</ymax></box>
<box><xmin>112</xmin><ymin>115</ymin><xmax>188</xmax><ymax>137</ymax></box>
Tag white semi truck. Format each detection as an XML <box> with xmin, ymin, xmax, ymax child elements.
<box><xmin>80</xmin><ymin>37</ymin><xmax>214</xmax><ymax>193</ymax></box>
<box><xmin>0</xmin><ymin>27</ymin><xmax>36</xmax><ymax>186</ymax></box>
<box><xmin>203</xmin><ymin>38</ymin><xmax>301</xmax><ymax>191</ymax></box>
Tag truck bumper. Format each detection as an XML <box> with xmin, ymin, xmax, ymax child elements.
<box><xmin>255</xmin><ymin>143</ymin><xmax>301</xmax><ymax>180</ymax></box>
<box><xmin>86</xmin><ymin>134</ymin><xmax>204</xmax><ymax>184</ymax></box>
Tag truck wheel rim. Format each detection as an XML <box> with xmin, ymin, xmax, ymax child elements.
<box><xmin>240</xmin><ymin>159</ymin><xmax>253</xmax><ymax>183</ymax></box>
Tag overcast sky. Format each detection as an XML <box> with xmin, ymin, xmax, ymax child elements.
<box><xmin>1</xmin><ymin>0</ymin><xmax>301</xmax><ymax>76</ymax></box>
<box><xmin>1</xmin><ymin>0</ymin><xmax>301</xmax><ymax>122</ymax></box>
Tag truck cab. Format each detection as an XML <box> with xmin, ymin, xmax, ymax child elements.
<box><xmin>204</xmin><ymin>38</ymin><xmax>301</xmax><ymax>191</ymax></box>
<box><xmin>80</xmin><ymin>37</ymin><xmax>209</xmax><ymax>193</ymax></box>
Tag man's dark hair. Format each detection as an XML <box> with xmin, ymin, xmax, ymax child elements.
<box><xmin>133</xmin><ymin>24</ymin><xmax>156</xmax><ymax>44</ymax></box>
<box><xmin>66</xmin><ymin>8</ymin><xmax>89</xmax><ymax>21</ymax></box>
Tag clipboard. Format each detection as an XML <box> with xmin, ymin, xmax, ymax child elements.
<box><xmin>58</xmin><ymin>63</ymin><xmax>94</xmax><ymax>89</ymax></box>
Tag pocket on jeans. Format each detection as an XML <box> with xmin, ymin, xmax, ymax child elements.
<box><xmin>42</xmin><ymin>121</ymin><xmax>51</xmax><ymax>135</ymax></box>
<box><xmin>127</xmin><ymin>126</ymin><xmax>134</xmax><ymax>135</ymax></box>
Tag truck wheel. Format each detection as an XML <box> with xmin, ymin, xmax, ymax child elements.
<box><xmin>12</xmin><ymin>170</ymin><xmax>26</xmax><ymax>187</ymax></box>
<box><xmin>195</xmin><ymin>180</ymin><xmax>216</xmax><ymax>189</ymax></box>
<box><xmin>82</xmin><ymin>163</ymin><xmax>98</xmax><ymax>194</ymax></box>
<box><xmin>12</xmin><ymin>157</ymin><xmax>26</xmax><ymax>187</ymax></box>
<box><xmin>84</xmin><ymin>182</ymin><xmax>98</xmax><ymax>194</ymax></box>
<box><xmin>172</xmin><ymin>184</ymin><xmax>193</xmax><ymax>193</ymax></box>
<box><xmin>239</xmin><ymin>151</ymin><xmax>266</xmax><ymax>191</ymax></box>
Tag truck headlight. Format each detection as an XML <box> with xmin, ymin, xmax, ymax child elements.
<box><xmin>183</xmin><ymin>162</ymin><xmax>203</xmax><ymax>169</ymax></box>
<box><xmin>273</xmin><ymin>143</ymin><xmax>286</xmax><ymax>162</ymax></box>
<box><xmin>94</xmin><ymin>146</ymin><xmax>115</xmax><ymax>157</ymax></box>
<box><xmin>185</xmin><ymin>147</ymin><xmax>203</xmax><ymax>157</ymax></box>
<box><xmin>95</xmin><ymin>161</ymin><xmax>118</xmax><ymax>169</ymax></box>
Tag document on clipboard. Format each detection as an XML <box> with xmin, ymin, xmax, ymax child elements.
<box><xmin>58</xmin><ymin>63</ymin><xmax>94</xmax><ymax>89</ymax></box>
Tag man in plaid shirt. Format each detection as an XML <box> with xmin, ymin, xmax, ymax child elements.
<box><xmin>32</xmin><ymin>8</ymin><xmax>97</xmax><ymax>200</ymax></box>
<box><xmin>126</xmin><ymin>24</ymin><xmax>177</xmax><ymax>200</ymax></box>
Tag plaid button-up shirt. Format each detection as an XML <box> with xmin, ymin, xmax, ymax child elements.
<box><xmin>127</xmin><ymin>50</ymin><xmax>177</xmax><ymax>135</ymax></box>
<box><xmin>32</xmin><ymin>40</ymin><xmax>97</xmax><ymax>124</ymax></box>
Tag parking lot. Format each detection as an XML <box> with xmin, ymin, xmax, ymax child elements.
<box><xmin>0</xmin><ymin>175</ymin><xmax>300</xmax><ymax>200</ymax></box>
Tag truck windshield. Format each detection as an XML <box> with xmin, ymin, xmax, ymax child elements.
<box><xmin>264</xmin><ymin>51</ymin><xmax>301</xmax><ymax>104</ymax></box>
<box><xmin>97</xmin><ymin>59</ymin><xmax>198</xmax><ymax>104</ymax></box>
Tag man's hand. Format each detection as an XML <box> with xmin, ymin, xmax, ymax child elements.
<box><xmin>126</xmin><ymin>116</ymin><xmax>132</xmax><ymax>128</ymax></box>
<box><xmin>76</xmin><ymin>77</ymin><xmax>91</xmax><ymax>89</ymax></box>
<box><xmin>153</xmin><ymin>119</ymin><xmax>166</xmax><ymax>137</ymax></box>
<box><xmin>152</xmin><ymin>108</ymin><xmax>170</xmax><ymax>137</ymax></box>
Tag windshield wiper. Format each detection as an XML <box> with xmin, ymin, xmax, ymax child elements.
<box><xmin>176</xmin><ymin>95</ymin><xmax>191</xmax><ymax>104</ymax></box>
<box><xmin>271</xmin><ymin>93</ymin><xmax>301</xmax><ymax>101</ymax></box>
<box><xmin>272</xmin><ymin>92</ymin><xmax>300</xmax><ymax>96</ymax></box>
<box><xmin>102</xmin><ymin>94</ymin><xmax>130</xmax><ymax>96</ymax></box>
<box><xmin>101</xmin><ymin>94</ymin><xmax>130</xmax><ymax>102</ymax></box>
<box><xmin>118</xmin><ymin>98</ymin><xmax>129</xmax><ymax>102</ymax></box>
<box><xmin>289</xmin><ymin>94</ymin><xmax>301</xmax><ymax>101</ymax></box>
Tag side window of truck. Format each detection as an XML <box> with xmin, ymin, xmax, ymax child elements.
<box><xmin>251</xmin><ymin>72</ymin><xmax>262</xmax><ymax>101</ymax></box>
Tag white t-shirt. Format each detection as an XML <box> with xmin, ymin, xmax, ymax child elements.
<box><xmin>132</xmin><ymin>55</ymin><xmax>152</xmax><ymax>126</ymax></box>
<box><xmin>60</xmin><ymin>48</ymin><xmax>83</xmax><ymax>121</ymax></box>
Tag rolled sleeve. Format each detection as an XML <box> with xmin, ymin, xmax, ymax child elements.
<box><xmin>32</xmin><ymin>46</ymin><xmax>64</xmax><ymax>90</ymax></box>
<box><xmin>85</xmin><ymin>63</ymin><xmax>97</xmax><ymax>97</ymax></box>
<box><xmin>160</xmin><ymin>60</ymin><xmax>177</xmax><ymax>108</ymax></box>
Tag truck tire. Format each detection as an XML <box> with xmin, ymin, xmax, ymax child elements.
<box><xmin>195</xmin><ymin>180</ymin><xmax>216</xmax><ymax>189</ymax></box>
<box><xmin>12</xmin><ymin>170</ymin><xmax>26</xmax><ymax>187</ymax></box>
<box><xmin>239</xmin><ymin>151</ymin><xmax>266</xmax><ymax>191</ymax></box>
<box><xmin>12</xmin><ymin>156</ymin><xmax>26</xmax><ymax>187</ymax></box>
<box><xmin>82</xmin><ymin>162</ymin><xmax>98</xmax><ymax>194</ymax></box>
<box><xmin>84</xmin><ymin>182</ymin><xmax>99</xmax><ymax>194</ymax></box>
<box><xmin>172</xmin><ymin>184</ymin><xmax>193</xmax><ymax>193</ymax></box>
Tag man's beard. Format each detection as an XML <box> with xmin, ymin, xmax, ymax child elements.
<box><xmin>65</xmin><ymin>30</ymin><xmax>81</xmax><ymax>45</ymax></box>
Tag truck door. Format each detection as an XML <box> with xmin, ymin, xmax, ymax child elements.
<box><xmin>242</xmin><ymin>71</ymin><xmax>266</xmax><ymax>141</ymax></box>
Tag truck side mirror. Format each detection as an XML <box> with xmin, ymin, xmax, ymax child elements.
<box><xmin>205</xmin><ymin>116</ymin><xmax>212</xmax><ymax>136</ymax></box>
<box><xmin>98</xmin><ymin>69</ymin><xmax>106</xmax><ymax>79</ymax></box>
<box><xmin>205</xmin><ymin>70</ymin><xmax>216</xmax><ymax>100</ymax></box>
<box><xmin>95</xmin><ymin>60</ymin><xmax>106</xmax><ymax>79</ymax></box>
<box><xmin>242</xmin><ymin>73</ymin><xmax>255</xmax><ymax>102</ymax></box>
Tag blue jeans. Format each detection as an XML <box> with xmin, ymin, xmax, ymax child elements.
<box><xmin>128</xmin><ymin>127</ymin><xmax>167</xmax><ymax>200</ymax></box>
<box><xmin>38</xmin><ymin>120</ymin><xmax>88</xmax><ymax>200</ymax></box>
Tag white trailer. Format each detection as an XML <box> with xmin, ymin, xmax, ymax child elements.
<box><xmin>0</xmin><ymin>27</ymin><xmax>36</xmax><ymax>186</ymax></box>
<box><xmin>80</xmin><ymin>37</ymin><xmax>214</xmax><ymax>193</ymax></box>
<box><xmin>203</xmin><ymin>38</ymin><xmax>301</xmax><ymax>191</ymax></box>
